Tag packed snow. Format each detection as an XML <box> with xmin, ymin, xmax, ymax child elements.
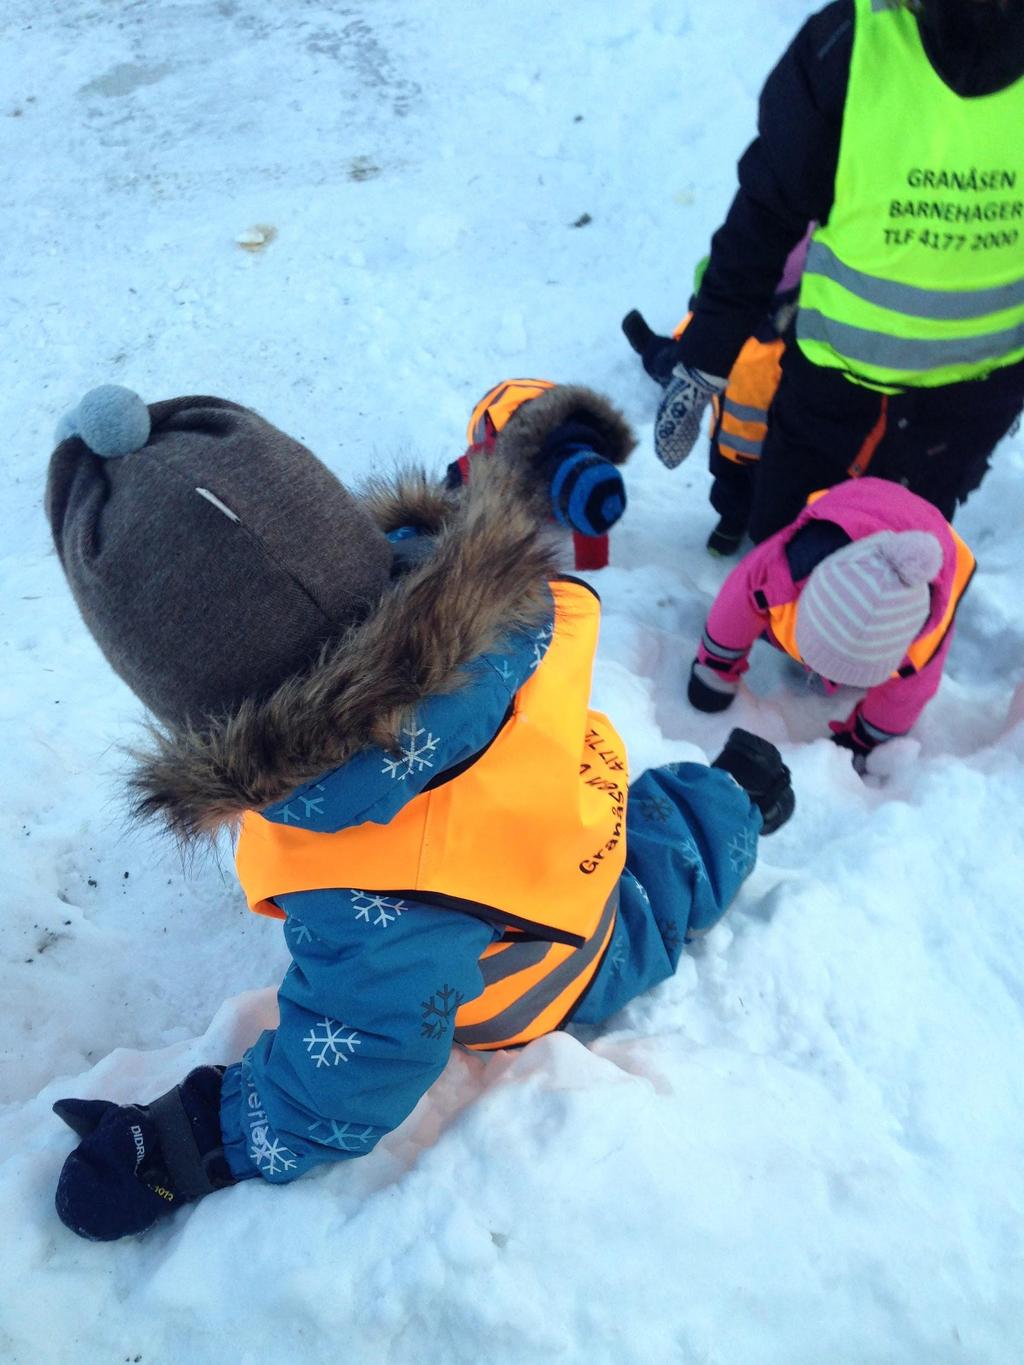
<box><xmin>1</xmin><ymin>1</ymin><xmax>1022</xmax><ymax>1361</ymax></box>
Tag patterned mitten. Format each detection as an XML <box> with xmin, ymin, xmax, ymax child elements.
<box><xmin>654</xmin><ymin>363</ymin><xmax>726</xmax><ymax>469</ymax></box>
<box><xmin>53</xmin><ymin>1066</ymin><xmax>237</xmax><ymax>1240</ymax></box>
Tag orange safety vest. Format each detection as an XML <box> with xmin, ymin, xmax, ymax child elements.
<box><xmin>767</xmin><ymin>494</ymin><xmax>975</xmax><ymax>677</ymax></box>
<box><xmin>674</xmin><ymin>314</ymin><xmax>783</xmax><ymax>465</ymax></box>
<box><xmin>235</xmin><ymin>578</ymin><xmax>628</xmax><ymax>1049</ymax></box>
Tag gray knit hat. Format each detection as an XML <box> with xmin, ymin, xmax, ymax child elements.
<box><xmin>795</xmin><ymin>530</ymin><xmax>943</xmax><ymax>688</ymax></box>
<box><xmin>46</xmin><ymin>386</ymin><xmax>393</xmax><ymax>728</ymax></box>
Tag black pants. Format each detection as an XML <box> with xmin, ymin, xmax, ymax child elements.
<box><xmin>748</xmin><ymin>345</ymin><xmax>1024</xmax><ymax>542</ymax></box>
<box><xmin>708</xmin><ymin>442</ymin><xmax>756</xmax><ymax>527</ymax></box>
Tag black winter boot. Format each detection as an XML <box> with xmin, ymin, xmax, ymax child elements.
<box><xmin>706</xmin><ymin>515</ymin><xmax>746</xmax><ymax>557</ymax></box>
<box><xmin>712</xmin><ymin>728</ymin><xmax>794</xmax><ymax>835</ymax></box>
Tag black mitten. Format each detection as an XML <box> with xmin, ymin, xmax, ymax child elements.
<box><xmin>621</xmin><ymin>310</ymin><xmax>682</xmax><ymax>388</ymax></box>
<box><xmin>53</xmin><ymin>1065</ymin><xmax>236</xmax><ymax>1241</ymax></box>
<box><xmin>712</xmin><ymin>728</ymin><xmax>795</xmax><ymax>835</ymax></box>
<box><xmin>830</xmin><ymin>725</ymin><xmax>872</xmax><ymax>775</ymax></box>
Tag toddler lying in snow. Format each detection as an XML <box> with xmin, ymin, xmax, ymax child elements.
<box><xmin>688</xmin><ymin>477</ymin><xmax>975</xmax><ymax>766</ymax></box>
<box><xmin>46</xmin><ymin>381</ymin><xmax>794</xmax><ymax>1241</ymax></box>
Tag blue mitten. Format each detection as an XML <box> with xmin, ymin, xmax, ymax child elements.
<box><xmin>547</xmin><ymin>449</ymin><xmax>626</xmax><ymax>536</ymax></box>
<box><xmin>538</xmin><ymin>419</ymin><xmax>627</xmax><ymax>536</ymax></box>
<box><xmin>53</xmin><ymin>1066</ymin><xmax>238</xmax><ymax>1241</ymax></box>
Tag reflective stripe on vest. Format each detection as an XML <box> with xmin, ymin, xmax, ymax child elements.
<box><xmin>767</xmin><ymin>501</ymin><xmax>975</xmax><ymax>675</ymax></box>
<box><xmin>235</xmin><ymin>579</ymin><xmax>629</xmax><ymax>1046</ymax></box>
<box><xmin>796</xmin><ymin>0</ymin><xmax>1024</xmax><ymax>390</ymax></box>
<box><xmin>455</xmin><ymin>888</ymin><xmax>619</xmax><ymax>1049</ymax></box>
<box><xmin>715</xmin><ymin>334</ymin><xmax>785</xmax><ymax>464</ymax></box>
<box><xmin>466</xmin><ymin>378</ymin><xmax>555</xmax><ymax>445</ymax></box>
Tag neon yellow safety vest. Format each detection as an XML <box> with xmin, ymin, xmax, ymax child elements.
<box><xmin>797</xmin><ymin>0</ymin><xmax>1024</xmax><ymax>391</ymax></box>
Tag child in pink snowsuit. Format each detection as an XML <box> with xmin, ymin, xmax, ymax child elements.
<box><xmin>688</xmin><ymin>477</ymin><xmax>976</xmax><ymax>763</ymax></box>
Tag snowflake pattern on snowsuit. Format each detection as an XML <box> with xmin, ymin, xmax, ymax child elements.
<box><xmin>421</xmin><ymin>983</ymin><xmax>465</xmax><ymax>1039</ymax></box>
<box><xmin>531</xmin><ymin>621</ymin><xmax>554</xmax><ymax>670</ymax></box>
<box><xmin>635</xmin><ymin>793</ymin><xmax>673</xmax><ymax>824</ymax></box>
<box><xmin>381</xmin><ymin>724</ymin><xmax>440</xmax><ymax>781</ymax></box>
<box><xmin>728</xmin><ymin>826</ymin><xmax>757</xmax><ymax>876</ymax></box>
<box><xmin>307</xmin><ymin>1119</ymin><xmax>377</xmax><ymax>1151</ymax></box>
<box><xmin>655</xmin><ymin>915</ymin><xmax>683</xmax><ymax>958</ymax></box>
<box><xmin>608</xmin><ymin>932</ymin><xmax>628</xmax><ymax>977</ymax></box>
<box><xmin>303</xmin><ymin>1017</ymin><xmax>362</xmax><ymax>1067</ymax></box>
<box><xmin>249</xmin><ymin>1132</ymin><xmax>298</xmax><ymax>1176</ymax></box>
<box><xmin>350</xmin><ymin>890</ymin><xmax>406</xmax><ymax>928</ymax></box>
<box><xmin>678</xmin><ymin>836</ymin><xmax>709</xmax><ymax>885</ymax></box>
<box><xmin>275</xmin><ymin>783</ymin><xmax>328</xmax><ymax>826</ymax></box>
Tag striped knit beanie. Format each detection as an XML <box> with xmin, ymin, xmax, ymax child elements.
<box><xmin>795</xmin><ymin>530</ymin><xmax>943</xmax><ymax>687</ymax></box>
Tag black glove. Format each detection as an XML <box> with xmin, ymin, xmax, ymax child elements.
<box><xmin>830</xmin><ymin>725</ymin><xmax>873</xmax><ymax>775</ymax></box>
<box><xmin>712</xmin><ymin>728</ymin><xmax>795</xmax><ymax>835</ymax></box>
<box><xmin>53</xmin><ymin>1066</ymin><xmax>236</xmax><ymax>1241</ymax></box>
<box><xmin>621</xmin><ymin>309</ymin><xmax>683</xmax><ymax>388</ymax></box>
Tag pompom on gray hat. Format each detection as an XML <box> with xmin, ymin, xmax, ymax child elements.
<box><xmin>47</xmin><ymin>386</ymin><xmax>393</xmax><ymax>728</ymax></box>
<box><xmin>795</xmin><ymin>529</ymin><xmax>943</xmax><ymax>688</ymax></box>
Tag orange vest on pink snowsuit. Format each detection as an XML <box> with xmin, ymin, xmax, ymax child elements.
<box><xmin>766</xmin><ymin>492</ymin><xmax>976</xmax><ymax>677</ymax></box>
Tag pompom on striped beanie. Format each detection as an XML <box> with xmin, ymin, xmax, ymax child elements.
<box><xmin>795</xmin><ymin>530</ymin><xmax>943</xmax><ymax>688</ymax></box>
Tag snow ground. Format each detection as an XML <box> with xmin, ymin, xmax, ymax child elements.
<box><xmin>1</xmin><ymin>1</ymin><xmax>1022</xmax><ymax>1361</ymax></box>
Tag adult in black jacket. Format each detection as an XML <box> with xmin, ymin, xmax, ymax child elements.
<box><xmin>653</xmin><ymin>0</ymin><xmax>1024</xmax><ymax>542</ymax></box>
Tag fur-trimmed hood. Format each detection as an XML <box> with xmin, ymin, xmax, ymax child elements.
<box><xmin>129</xmin><ymin>384</ymin><xmax>634</xmax><ymax>841</ymax></box>
<box><xmin>495</xmin><ymin>382</ymin><xmax>635</xmax><ymax>470</ymax></box>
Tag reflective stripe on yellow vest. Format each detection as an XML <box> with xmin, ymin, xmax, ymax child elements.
<box><xmin>674</xmin><ymin>313</ymin><xmax>785</xmax><ymax>462</ymax></box>
<box><xmin>466</xmin><ymin>378</ymin><xmax>555</xmax><ymax>445</ymax></box>
<box><xmin>767</xmin><ymin>493</ymin><xmax>975</xmax><ymax>675</ymax></box>
<box><xmin>235</xmin><ymin>578</ymin><xmax>629</xmax><ymax>1049</ymax></box>
<box><xmin>796</xmin><ymin>0</ymin><xmax>1024</xmax><ymax>390</ymax></box>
